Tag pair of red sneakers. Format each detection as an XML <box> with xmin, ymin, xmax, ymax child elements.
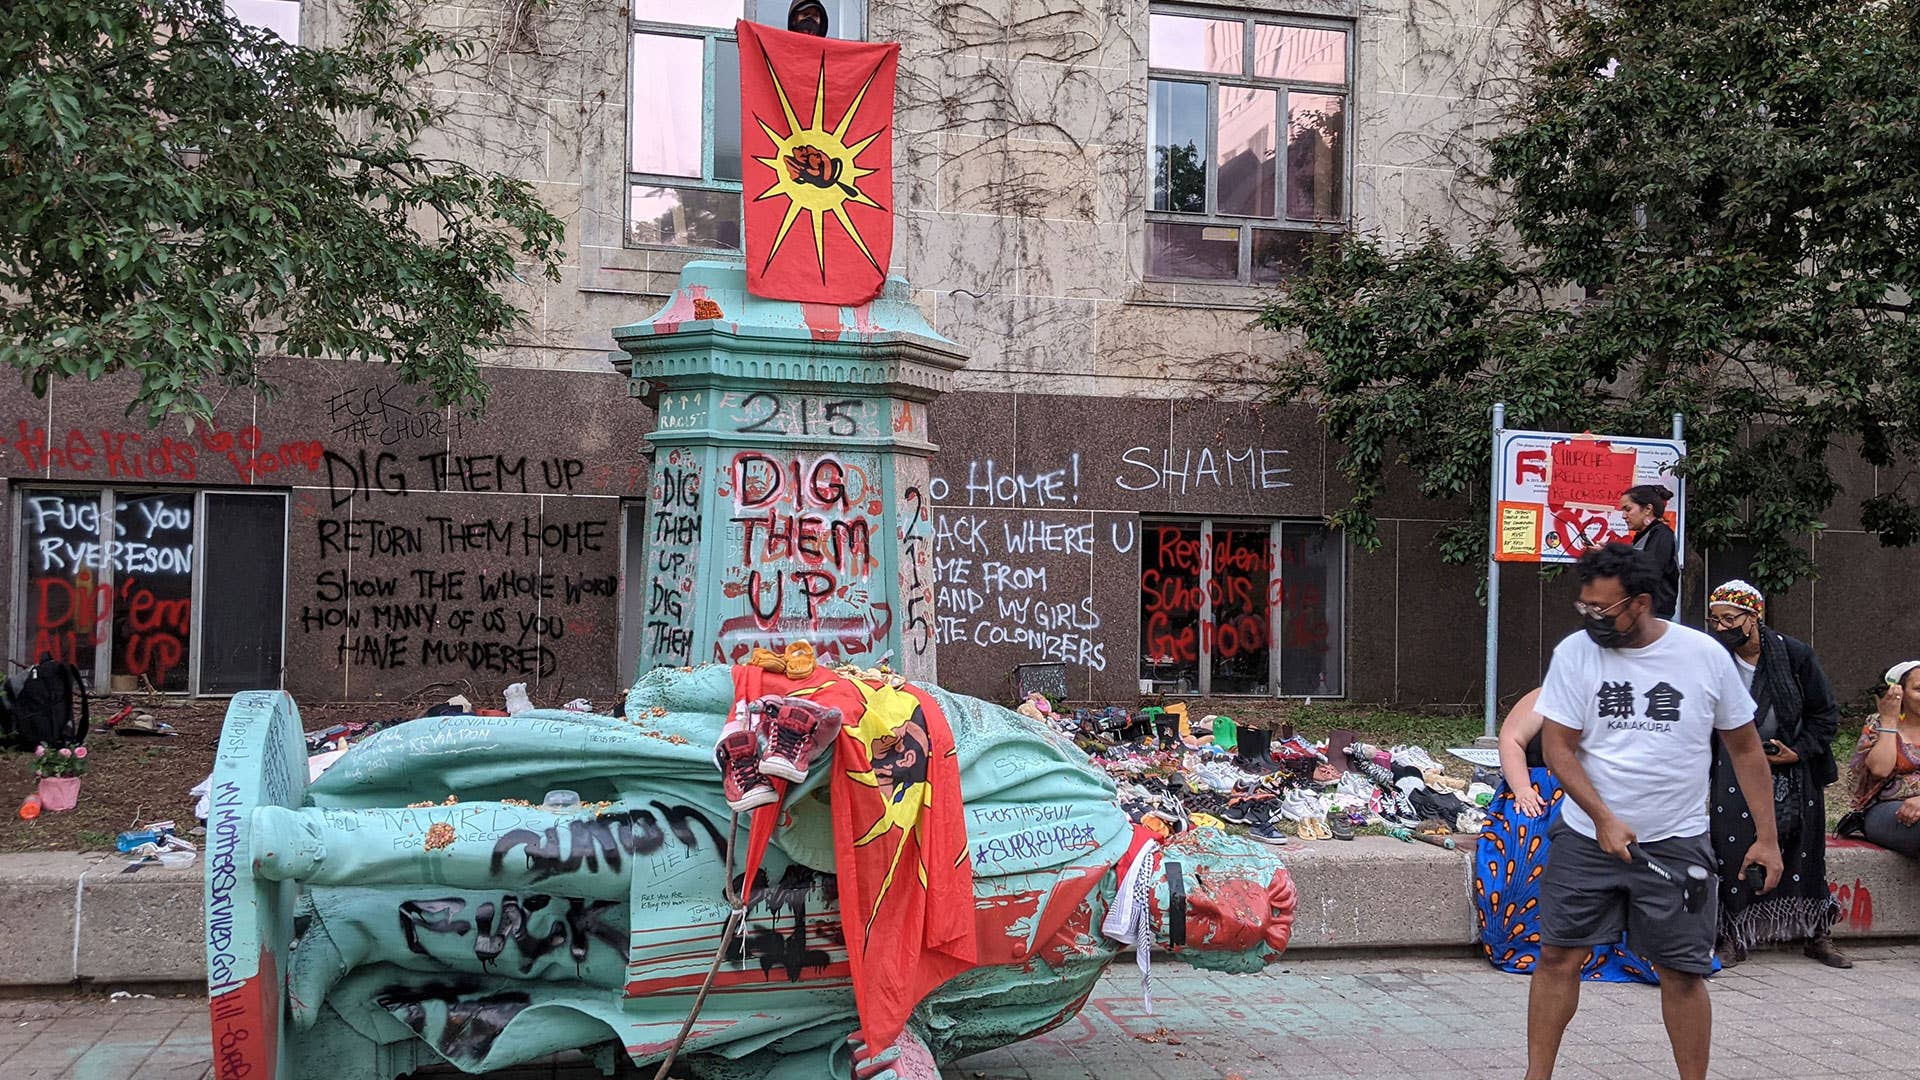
<box><xmin>714</xmin><ymin>694</ymin><xmax>843</xmax><ymax>812</ymax></box>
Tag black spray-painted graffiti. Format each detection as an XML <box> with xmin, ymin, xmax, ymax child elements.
<box><xmin>305</xmin><ymin>515</ymin><xmax>610</xmax><ymax>679</ymax></box>
<box><xmin>488</xmin><ymin>803</ymin><xmax>726</xmax><ymax>881</ymax></box>
<box><xmin>725</xmin><ymin>865</ymin><xmax>841</xmax><ymax>983</ymax></box>
<box><xmin>901</xmin><ymin>486</ymin><xmax>932</xmax><ymax>657</ymax></box>
<box><xmin>376</xmin><ymin>979</ymin><xmax>530</xmax><ymax>1066</ymax></box>
<box><xmin>398</xmin><ymin>894</ymin><xmax>624</xmax><ymax>973</ymax></box>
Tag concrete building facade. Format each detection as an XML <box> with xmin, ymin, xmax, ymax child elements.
<box><xmin>2</xmin><ymin>0</ymin><xmax>1904</xmax><ymax>710</ymax></box>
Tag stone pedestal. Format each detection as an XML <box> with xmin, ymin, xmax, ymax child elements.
<box><xmin>614</xmin><ymin>261</ymin><xmax>965</xmax><ymax>682</ymax></box>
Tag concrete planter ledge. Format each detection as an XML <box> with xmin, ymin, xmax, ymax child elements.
<box><xmin>1</xmin><ymin>838</ymin><xmax>1914</xmax><ymax>988</ymax></box>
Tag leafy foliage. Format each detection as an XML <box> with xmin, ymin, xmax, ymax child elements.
<box><xmin>1260</xmin><ymin>0</ymin><xmax>1920</xmax><ymax>593</ymax></box>
<box><xmin>0</xmin><ymin>0</ymin><xmax>566</xmax><ymax>423</ymax></box>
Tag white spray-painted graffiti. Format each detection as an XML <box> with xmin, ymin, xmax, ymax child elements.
<box><xmin>929</xmin><ymin>510</ymin><xmax>1134</xmax><ymax>672</ymax></box>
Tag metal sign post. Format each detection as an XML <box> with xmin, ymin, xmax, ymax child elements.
<box><xmin>1671</xmin><ymin>411</ymin><xmax>1686</xmax><ymax>621</ymax></box>
<box><xmin>1484</xmin><ymin>402</ymin><xmax>1505</xmax><ymax>740</ymax></box>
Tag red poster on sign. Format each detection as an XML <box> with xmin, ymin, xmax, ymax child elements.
<box><xmin>1547</xmin><ymin>441</ymin><xmax>1637</xmax><ymax>508</ymax></box>
<box><xmin>737</xmin><ymin>21</ymin><xmax>899</xmax><ymax>304</ymax></box>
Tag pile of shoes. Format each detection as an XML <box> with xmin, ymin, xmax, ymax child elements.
<box><xmin>1014</xmin><ymin>699</ymin><xmax>1486</xmax><ymax>847</ymax></box>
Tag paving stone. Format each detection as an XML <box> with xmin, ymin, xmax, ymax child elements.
<box><xmin>4</xmin><ymin>948</ymin><xmax>1918</xmax><ymax>1078</ymax></box>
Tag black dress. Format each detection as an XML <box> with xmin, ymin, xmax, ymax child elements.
<box><xmin>1707</xmin><ymin>632</ymin><xmax>1842</xmax><ymax>950</ymax></box>
<box><xmin>1632</xmin><ymin>519</ymin><xmax>1680</xmax><ymax>619</ymax></box>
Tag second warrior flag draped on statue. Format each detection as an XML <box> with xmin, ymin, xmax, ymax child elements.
<box><xmin>736</xmin><ymin>20</ymin><xmax>899</xmax><ymax>304</ymax></box>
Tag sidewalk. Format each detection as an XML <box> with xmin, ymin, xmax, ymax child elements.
<box><xmin>8</xmin><ymin>947</ymin><xmax>1918</xmax><ymax>1079</ymax></box>
<box><xmin>5</xmin><ymin>836</ymin><xmax>1915</xmax><ymax>986</ymax></box>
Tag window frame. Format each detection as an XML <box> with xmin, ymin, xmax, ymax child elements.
<box><xmin>1138</xmin><ymin>515</ymin><xmax>1347</xmax><ymax>698</ymax></box>
<box><xmin>626</xmin><ymin>17</ymin><xmax>744</xmax><ymax>254</ymax></box>
<box><xmin>1145</xmin><ymin>5</ymin><xmax>1355</xmax><ymax>285</ymax></box>
<box><xmin>623</xmin><ymin>5</ymin><xmax>871</xmax><ymax>255</ymax></box>
<box><xmin>10</xmin><ymin>485</ymin><xmax>289</xmax><ymax>697</ymax></box>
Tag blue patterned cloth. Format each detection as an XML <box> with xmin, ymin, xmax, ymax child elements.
<box><xmin>1474</xmin><ymin>768</ymin><xmax>1663</xmax><ymax>983</ymax></box>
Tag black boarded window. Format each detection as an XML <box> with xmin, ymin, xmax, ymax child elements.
<box><xmin>14</xmin><ymin>487</ymin><xmax>287</xmax><ymax>695</ymax></box>
<box><xmin>1139</xmin><ymin>518</ymin><xmax>1344</xmax><ymax>697</ymax></box>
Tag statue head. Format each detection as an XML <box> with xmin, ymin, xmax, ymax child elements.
<box><xmin>1151</xmin><ymin>828</ymin><xmax>1297</xmax><ymax>973</ymax></box>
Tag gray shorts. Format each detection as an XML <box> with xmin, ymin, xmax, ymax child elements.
<box><xmin>1540</xmin><ymin>823</ymin><xmax>1718</xmax><ymax>975</ymax></box>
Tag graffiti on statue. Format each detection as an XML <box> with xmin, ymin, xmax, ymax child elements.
<box><xmin>714</xmin><ymin>449</ymin><xmax>889</xmax><ymax>666</ymax></box>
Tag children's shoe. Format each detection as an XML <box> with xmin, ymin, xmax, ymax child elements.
<box><xmin>1248</xmin><ymin>822</ymin><xmax>1289</xmax><ymax>846</ymax></box>
<box><xmin>715</xmin><ymin>727</ymin><xmax>777</xmax><ymax>813</ymax></box>
<box><xmin>754</xmin><ymin>695</ymin><xmax>840</xmax><ymax>783</ymax></box>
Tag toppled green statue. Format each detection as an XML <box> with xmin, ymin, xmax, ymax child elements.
<box><xmin>204</xmin><ymin>665</ymin><xmax>1297</xmax><ymax>1080</ymax></box>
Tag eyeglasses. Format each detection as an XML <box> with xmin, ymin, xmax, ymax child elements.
<box><xmin>1573</xmin><ymin>596</ymin><xmax>1633</xmax><ymax>619</ymax></box>
<box><xmin>1706</xmin><ymin>613</ymin><xmax>1752</xmax><ymax>629</ymax></box>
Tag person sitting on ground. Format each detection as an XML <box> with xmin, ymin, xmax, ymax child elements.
<box><xmin>1702</xmin><ymin>580</ymin><xmax>1848</xmax><ymax>968</ymax></box>
<box><xmin>1843</xmin><ymin>661</ymin><xmax>1920</xmax><ymax>858</ymax></box>
<box><xmin>1525</xmin><ymin>542</ymin><xmax>1781</xmax><ymax>1080</ymax></box>
<box><xmin>1474</xmin><ymin>688</ymin><xmax>1658</xmax><ymax>983</ymax></box>
<box><xmin>1620</xmin><ymin>483</ymin><xmax>1680</xmax><ymax>620</ymax></box>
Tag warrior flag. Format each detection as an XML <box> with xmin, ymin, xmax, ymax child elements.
<box><xmin>736</xmin><ymin>21</ymin><xmax>899</xmax><ymax>305</ymax></box>
<box><xmin>731</xmin><ymin>663</ymin><xmax>975</xmax><ymax>1051</ymax></box>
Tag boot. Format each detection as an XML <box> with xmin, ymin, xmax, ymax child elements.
<box><xmin>1803</xmin><ymin>932</ymin><xmax>1853</xmax><ymax>969</ymax></box>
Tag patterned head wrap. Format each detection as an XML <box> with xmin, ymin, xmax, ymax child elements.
<box><xmin>1708</xmin><ymin>579</ymin><xmax>1764</xmax><ymax>619</ymax></box>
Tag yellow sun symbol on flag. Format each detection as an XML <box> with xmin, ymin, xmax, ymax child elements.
<box><xmin>751</xmin><ymin>53</ymin><xmax>889</xmax><ymax>283</ymax></box>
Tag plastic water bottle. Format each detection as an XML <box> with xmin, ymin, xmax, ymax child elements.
<box><xmin>18</xmin><ymin>794</ymin><xmax>41</xmax><ymax>820</ymax></box>
<box><xmin>541</xmin><ymin>789</ymin><xmax>581</xmax><ymax>812</ymax></box>
<box><xmin>116</xmin><ymin>829</ymin><xmax>165</xmax><ymax>852</ymax></box>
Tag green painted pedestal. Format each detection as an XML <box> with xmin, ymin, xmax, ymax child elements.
<box><xmin>613</xmin><ymin>261</ymin><xmax>965</xmax><ymax>682</ymax></box>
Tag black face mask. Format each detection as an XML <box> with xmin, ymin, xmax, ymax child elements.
<box><xmin>1585</xmin><ymin>612</ymin><xmax>1633</xmax><ymax>648</ymax></box>
<box><xmin>1712</xmin><ymin>625</ymin><xmax>1751</xmax><ymax>650</ymax></box>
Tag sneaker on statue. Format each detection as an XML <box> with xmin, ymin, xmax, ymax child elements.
<box><xmin>754</xmin><ymin>695</ymin><xmax>842</xmax><ymax>783</ymax></box>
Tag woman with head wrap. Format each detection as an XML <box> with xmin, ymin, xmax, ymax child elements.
<box><xmin>1704</xmin><ymin>580</ymin><xmax>1847</xmax><ymax>967</ymax></box>
<box><xmin>1838</xmin><ymin>661</ymin><xmax>1920</xmax><ymax>858</ymax></box>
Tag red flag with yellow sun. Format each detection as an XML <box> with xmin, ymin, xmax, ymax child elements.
<box><xmin>733</xmin><ymin>661</ymin><xmax>975</xmax><ymax>1051</ymax></box>
<box><xmin>736</xmin><ymin>21</ymin><xmax>898</xmax><ymax>305</ymax></box>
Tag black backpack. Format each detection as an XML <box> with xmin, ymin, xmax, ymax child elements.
<box><xmin>2</xmin><ymin>660</ymin><xmax>90</xmax><ymax>750</ymax></box>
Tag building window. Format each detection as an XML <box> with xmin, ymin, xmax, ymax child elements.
<box><xmin>1146</xmin><ymin>7</ymin><xmax>1350</xmax><ymax>283</ymax></box>
<box><xmin>14</xmin><ymin>489</ymin><xmax>287</xmax><ymax>695</ymax></box>
<box><xmin>227</xmin><ymin>0</ymin><xmax>301</xmax><ymax>44</ymax></box>
<box><xmin>1139</xmin><ymin>519</ymin><xmax>1343</xmax><ymax>696</ymax></box>
<box><xmin>627</xmin><ymin>2</ymin><xmax>867</xmax><ymax>252</ymax></box>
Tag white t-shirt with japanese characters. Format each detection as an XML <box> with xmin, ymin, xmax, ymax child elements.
<box><xmin>1536</xmin><ymin>621</ymin><xmax>1757</xmax><ymax>842</ymax></box>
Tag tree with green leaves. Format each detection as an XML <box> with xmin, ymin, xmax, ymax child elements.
<box><xmin>1260</xmin><ymin>0</ymin><xmax>1920</xmax><ymax>593</ymax></box>
<box><xmin>1</xmin><ymin>0</ymin><xmax>565</xmax><ymax>424</ymax></box>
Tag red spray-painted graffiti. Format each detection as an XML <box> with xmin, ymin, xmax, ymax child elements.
<box><xmin>12</xmin><ymin>420</ymin><xmax>324</xmax><ymax>483</ymax></box>
<box><xmin>715</xmin><ymin>449</ymin><xmax>889</xmax><ymax>665</ymax></box>
<box><xmin>1827</xmin><ymin>877</ymin><xmax>1874</xmax><ymax>933</ymax></box>
<box><xmin>21</xmin><ymin>492</ymin><xmax>195</xmax><ymax>689</ymax></box>
<box><xmin>1139</xmin><ymin>526</ymin><xmax>1330</xmax><ymax>669</ymax></box>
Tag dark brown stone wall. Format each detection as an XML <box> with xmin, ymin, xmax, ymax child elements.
<box><xmin>1</xmin><ymin>361</ymin><xmax>650</xmax><ymax>706</ymax></box>
<box><xmin>3</xmin><ymin>374</ymin><xmax>1901</xmax><ymax>711</ymax></box>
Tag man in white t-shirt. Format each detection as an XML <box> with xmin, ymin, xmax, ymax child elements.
<box><xmin>1525</xmin><ymin>543</ymin><xmax>1782</xmax><ymax>1080</ymax></box>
